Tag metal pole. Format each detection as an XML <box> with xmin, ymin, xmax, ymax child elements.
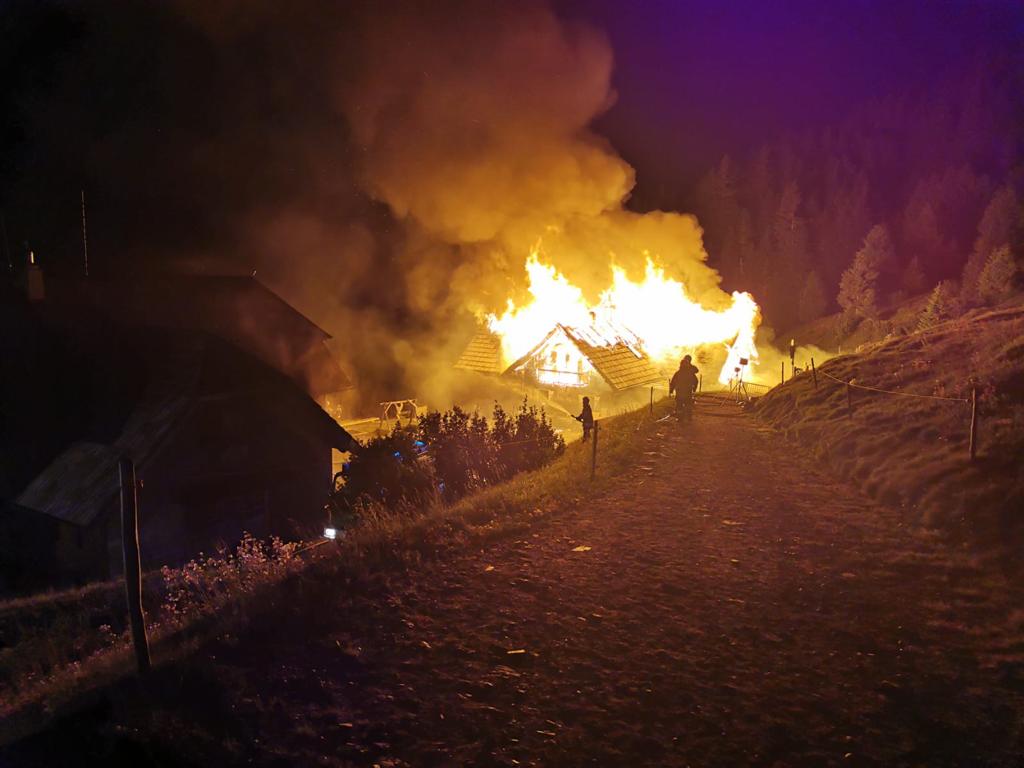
<box><xmin>590</xmin><ymin>421</ymin><xmax>599</xmax><ymax>480</ymax></box>
<box><xmin>80</xmin><ymin>189</ymin><xmax>89</xmax><ymax>277</ymax></box>
<box><xmin>811</xmin><ymin>358</ymin><xmax>818</xmax><ymax>389</ymax></box>
<box><xmin>969</xmin><ymin>387</ymin><xmax>978</xmax><ymax>461</ymax></box>
<box><xmin>119</xmin><ymin>457</ymin><xmax>151</xmax><ymax>675</ymax></box>
<box><xmin>846</xmin><ymin>381</ymin><xmax>853</xmax><ymax>419</ymax></box>
<box><xmin>1</xmin><ymin>214</ymin><xmax>10</xmax><ymax>273</ymax></box>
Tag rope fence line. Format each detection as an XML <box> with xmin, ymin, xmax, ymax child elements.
<box><xmin>806</xmin><ymin>356</ymin><xmax>979</xmax><ymax>461</ymax></box>
<box><xmin>816</xmin><ymin>367</ymin><xmax>969</xmax><ymax>403</ymax></box>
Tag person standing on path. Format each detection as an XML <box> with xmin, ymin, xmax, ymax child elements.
<box><xmin>669</xmin><ymin>355</ymin><xmax>699</xmax><ymax>419</ymax></box>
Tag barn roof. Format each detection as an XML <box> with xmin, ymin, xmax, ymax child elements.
<box><xmin>44</xmin><ymin>274</ymin><xmax>352</xmax><ymax>395</ymax></box>
<box><xmin>504</xmin><ymin>323</ymin><xmax>662</xmax><ymax>392</ymax></box>
<box><xmin>454</xmin><ymin>329</ymin><xmax>504</xmax><ymax>375</ymax></box>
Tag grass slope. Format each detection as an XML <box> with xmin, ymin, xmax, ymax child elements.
<box><xmin>0</xmin><ymin>404</ymin><xmax>658</xmax><ymax>741</ymax></box>
<box><xmin>756</xmin><ymin>305</ymin><xmax>1024</xmax><ymax>540</ymax></box>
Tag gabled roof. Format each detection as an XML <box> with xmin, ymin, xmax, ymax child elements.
<box><xmin>454</xmin><ymin>329</ymin><xmax>504</xmax><ymax>374</ymax></box>
<box><xmin>561</xmin><ymin>325</ymin><xmax>663</xmax><ymax>391</ymax></box>
<box><xmin>505</xmin><ymin>323</ymin><xmax>662</xmax><ymax>392</ymax></box>
<box><xmin>44</xmin><ymin>274</ymin><xmax>352</xmax><ymax>394</ymax></box>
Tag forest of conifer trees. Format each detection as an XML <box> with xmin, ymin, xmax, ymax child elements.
<box><xmin>690</xmin><ymin>63</ymin><xmax>1022</xmax><ymax>333</ymax></box>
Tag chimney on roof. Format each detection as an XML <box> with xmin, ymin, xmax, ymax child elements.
<box><xmin>24</xmin><ymin>249</ymin><xmax>44</xmax><ymax>302</ymax></box>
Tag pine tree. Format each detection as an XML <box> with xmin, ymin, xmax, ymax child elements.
<box><xmin>837</xmin><ymin>251</ymin><xmax>878</xmax><ymax>320</ymax></box>
<box><xmin>901</xmin><ymin>255</ymin><xmax>926</xmax><ymax>295</ymax></box>
<box><xmin>858</xmin><ymin>224</ymin><xmax>894</xmax><ymax>271</ymax></box>
<box><xmin>976</xmin><ymin>245</ymin><xmax>1018</xmax><ymax>305</ymax></box>
<box><xmin>917</xmin><ymin>281</ymin><xmax>961</xmax><ymax>331</ymax></box>
<box><xmin>837</xmin><ymin>225</ymin><xmax>891</xmax><ymax>320</ymax></box>
<box><xmin>798</xmin><ymin>271</ymin><xmax>827</xmax><ymax>323</ymax></box>
<box><xmin>962</xmin><ymin>186</ymin><xmax>1021</xmax><ymax>302</ymax></box>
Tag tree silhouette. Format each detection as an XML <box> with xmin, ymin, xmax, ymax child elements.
<box><xmin>837</xmin><ymin>225</ymin><xmax>892</xmax><ymax>320</ymax></box>
<box><xmin>798</xmin><ymin>271</ymin><xmax>827</xmax><ymax>323</ymax></box>
<box><xmin>976</xmin><ymin>245</ymin><xmax>1018</xmax><ymax>305</ymax></box>
<box><xmin>962</xmin><ymin>186</ymin><xmax>1021</xmax><ymax>302</ymax></box>
<box><xmin>918</xmin><ymin>280</ymin><xmax>961</xmax><ymax>330</ymax></box>
<box><xmin>901</xmin><ymin>255</ymin><xmax>927</xmax><ymax>295</ymax></box>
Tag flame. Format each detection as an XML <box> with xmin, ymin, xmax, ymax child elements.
<box><xmin>487</xmin><ymin>251</ymin><xmax>761</xmax><ymax>385</ymax></box>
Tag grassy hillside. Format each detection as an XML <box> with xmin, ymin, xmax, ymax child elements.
<box><xmin>756</xmin><ymin>305</ymin><xmax>1024</xmax><ymax>541</ymax></box>
<box><xmin>0</xmin><ymin>403</ymin><xmax>658</xmax><ymax>738</ymax></box>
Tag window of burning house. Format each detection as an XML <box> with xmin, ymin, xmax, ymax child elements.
<box><xmin>522</xmin><ymin>336</ymin><xmax>594</xmax><ymax>388</ymax></box>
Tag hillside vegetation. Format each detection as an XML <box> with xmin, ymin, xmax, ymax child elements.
<box><xmin>756</xmin><ymin>304</ymin><xmax>1024</xmax><ymax>541</ymax></box>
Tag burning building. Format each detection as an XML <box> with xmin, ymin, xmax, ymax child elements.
<box><xmin>457</xmin><ymin>320</ymin><xmax>661</xmax><ymax>395</ymax></box>
<box><xmin>463</xmin><ymin>252</ymin><xmax>761</xmax><ymax>394</ymax></box>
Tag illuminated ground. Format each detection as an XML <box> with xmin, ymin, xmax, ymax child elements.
<box><xmin>7</xmin><ymin>406</ymin><xmax>1024</xmax><ymax>766</ymax></box>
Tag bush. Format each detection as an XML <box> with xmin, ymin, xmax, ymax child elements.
<box><xmin>332</xmin><ymin>424</ymin><xmax>436</xmax><ymax>510</ymax></box>
<box><xmin>492</xmin><ymin>399</ymin><xmax>565</xmax><ymax>475</ymax></box>
<box><xmin>161</xmin><ymin>533</ymin><xmax>302</xmax><ymax>625</ymax></box>
<box><xmin>331</xmin><ymin>400</ymin><xmax>565</xmax><ymax>514</ymax></box>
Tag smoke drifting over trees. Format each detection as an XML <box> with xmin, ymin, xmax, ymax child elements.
<box><xmin>2</xmin><ymin>1</ymin><xmax>1022</xmax><ymax>402</ymax></box>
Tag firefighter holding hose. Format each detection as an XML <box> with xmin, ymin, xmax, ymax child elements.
<box><xmin>669</xmin><ymin>355</ymin><xmax>699</xmax><ymax>419</ymax></box>
<box><xmin>574</xmin><ymin>396</ymin><xmax>594</xmax><ymax>441</ymax></box>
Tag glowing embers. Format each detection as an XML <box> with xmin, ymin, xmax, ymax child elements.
<box><xmin>488</xmin><ymin>252</ymin><xmax>762</xmax><ymax>385</ymax></box>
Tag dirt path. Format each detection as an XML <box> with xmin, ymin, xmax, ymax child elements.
<box><xmin>9</xmin><ymin>409</ymin><xmax>1024</xmax><ymax>766</ymax></box>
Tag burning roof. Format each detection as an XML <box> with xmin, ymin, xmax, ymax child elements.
<box><xmin>454</xmin><ymin>329</ymin><xmax>504</xmax><ymax>375</ymax></box>
<box><xmin>504</xmin><ymin>322</ymin><xmax>662</xmax><ymax>392</ymax></box>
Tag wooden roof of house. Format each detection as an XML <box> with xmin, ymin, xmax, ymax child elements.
<box><xmin>561</xmin><ymin>325</ymin><xmax>663</xmax><ymax>391</ymax></box>
<box><xmin>454</xmin><ymin>329</ymin><xmax>504</xmax><ymax>375</ymax></box>
<box><xmin>504</xmin><ymin>323</ymin><xmax>662</xmax><ymax>392</ymax></box>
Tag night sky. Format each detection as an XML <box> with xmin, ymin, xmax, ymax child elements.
<box><xmin>575</xmin><ymin>0</ymin><xmax>1024</xmax><ymax>205</ymax></box>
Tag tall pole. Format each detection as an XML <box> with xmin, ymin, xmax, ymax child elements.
<box><xmin>119</xmin><ymin>457</ymin><xmax>151</xmax><ymax>675</ymax></box>
<box><xmin>80</xmin><ymin>189</ymin><xmax>89</xmax><ymax>277</ymax></box>
<box><xmin>780</xmin><ymin>362</ymin><xmax>785</xmax><ymax>385</ymax></box>
<box><xmin>810</xmin><ymin>358</ymin><xmax>818</xmax><ymax>389</ymax></box>
<box><xmin>969</xmin><ymin>387</ymin><xmax>978</xmax><ymax>462</ymax></box>
<box><xmin>1</xmin><ymin>214</ymin><xmax>10</xmax><ymax>273</ymax></box>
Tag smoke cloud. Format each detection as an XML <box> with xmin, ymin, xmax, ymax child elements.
<box><xmin>175</xmin><ymin>0</ymin><xmax>733</xmax><ymax>408</ymax></box>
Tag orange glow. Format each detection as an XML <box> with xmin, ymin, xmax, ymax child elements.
<box><xmin>488</xmin><ymin>251</ymin><xmax>761</xmax><ymax>385</ymax></box>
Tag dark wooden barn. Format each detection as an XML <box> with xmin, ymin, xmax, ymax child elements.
<box><xmin>0</xmin><ymin>271</ymin><xmax>354</xmax><ymax>592</ymax></box>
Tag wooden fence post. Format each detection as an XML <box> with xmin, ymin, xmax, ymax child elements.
<box><xmin>846</xmin><ymin>381</ymin><xmax>853</xmax><ymax>419</ymax></box>
<box><xmin>119</xmin><ymin>457</ymin><xmax>151</xmax><ymax>675</ymax></box>
<box><xmin>969</xmin><ymin>387</ymin><xmax>978</xmax><ymax>461</ymax></box>
<box><xmin>649</xmin><ymin>386</ymin><xmax>654</xmax><ymax>416</ymax></box>
<box><xmin>780</xmin><ymin>362</ymin><xmax>785</xmax><ymax>385</ymax></box>
<box><xmin>698</xmin><ymin>373</ymin><xmax>703</xmax><ymax>393</ymax></box>
<box><xmin>810</xmin><ymin>357</ymin><xmax>818</xmax><ymax>389</ymax></box>
<box><xmin>590</xmin><ymin>421</ymin><xmax>599</xmax><ymax>480</ymax></box>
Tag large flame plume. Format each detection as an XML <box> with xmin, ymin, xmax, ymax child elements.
<box><xmin>489</xmin><ymin>251</ymin><xmax>761</xmax><ymax>385</ymax></box>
